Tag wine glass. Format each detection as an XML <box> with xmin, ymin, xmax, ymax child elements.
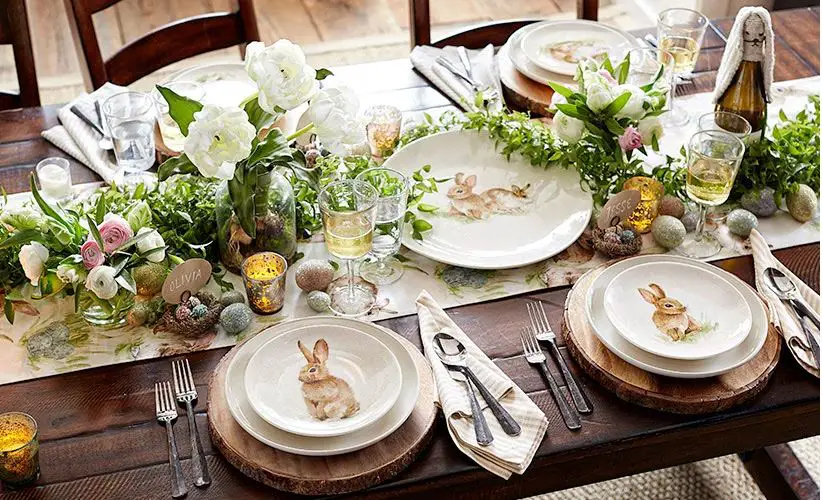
<box><xmin>626</xmin><ymin>48</ymin><xmax>675</xmax><ymax>114</ymax></box>
<box><xmin>355</xmin><ymin>167</ymin><xmax>409</xmax><ymax>285</ymax></box>
<box><xmin>680</xmin><ymin>130</ymin><xmax>745</xmax><ymax>259</ymax></box>
<box><xmin>319</xmin><ymin>180</ymin><xmax>379</xmax><ymax>317</ymax></box>
<box><xmin>657</xmin><ymin>8</ymin><xmax>709</xmax><ymax>126</ymax></box>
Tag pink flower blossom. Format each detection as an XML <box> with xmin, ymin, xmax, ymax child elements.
<box><xmin>80</xmin><ymin>239</ymin><xmax>104</xmax><ymax>270</ymax></box>
<box><xmin>618</xmin><ymin>126</ymin><xmax>642</xmax><ymax>152</ymax></box>
<box><xmin>97</xmin><ymin>214</ymin><xmax>133</xmax><ymax>253</ymax></box>
<box><xmin>598</xmin><ymin>69</ymin><xmax>617</xmax><ymax>84</ymax></box>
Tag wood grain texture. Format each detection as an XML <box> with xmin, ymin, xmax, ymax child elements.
<box><xmin>498</xmin><ymin>44</ymin><xmax>554</xmax><ymax>116</ymax></box>
<box><xmin>0</xmin><ymin>0</ymin><xmax>39</xmax><ymax>109</ymax></box>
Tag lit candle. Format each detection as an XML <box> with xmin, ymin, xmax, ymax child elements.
<box><xmin>36</xmin><ymin>158</ymin><xmax>72</xmax><ymax>201</ymax></box>
<box><xmin>623</xmin><ymin>176</ymin><xmax>664</xmax><ymax>234</ymax></box>
<box><xmin>242</xmin><ymin>252</ymin><xmax>288</xmax><ymax>314</ymax></box>
<box><xmin>0</xmin><ymin>412</ymin><xmax>39</xmax><ymax>489</ymax></box>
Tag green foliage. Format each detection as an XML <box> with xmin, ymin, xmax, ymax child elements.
<box><xmin>155</xmin><ymin>85</ymin><xmax>203</xmax><ymax>136</ymax></box>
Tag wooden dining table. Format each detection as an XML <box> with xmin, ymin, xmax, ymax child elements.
<box><xmin>0</xmin><ymin>7</ymin><xmax>819</xmax><ymax>499</ymax></box>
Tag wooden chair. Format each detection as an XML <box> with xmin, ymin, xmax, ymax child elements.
<box><xmin>64</xmin><ymin>0</ymin><xmax>260</xmax><ymax>89</ymax></box>
<box><xmin>410</xmin><ymin>0</ymin><xmax>599</xmax><ymax>48</ymax></box>
<box><xmin>0</xmin><ymin>0</ymin><xmax>39</xmax><ymax>109</ymax></box>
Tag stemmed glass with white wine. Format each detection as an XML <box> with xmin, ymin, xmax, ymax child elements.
<box><xmin>319</xmin><ymin>180</ymin><xmax>379</xmax><ymax>317</ymax></box>
<box><xmin>680</xmin><ymin>130</ymin><xmax>745</xmax><ymax>259</ymax></box>
<box><xmin>657</xmin><ymin>8</ymin><xmax>709</xmax><ymax>126</ymax></box>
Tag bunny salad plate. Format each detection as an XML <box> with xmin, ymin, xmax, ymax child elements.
<box><xmin>603</xmin><ymin>261</ymin><xmax>752</xmax><ymax>360</ymax></box>
<box><xmin>382</xmin><ymin>130</ymin><xmax>592</xmax><ymax>269</ymax></box>
<box><xmin>245</xmin><ymin>321</ymin><xmax>402</xmax><ymax>437</ymax></box>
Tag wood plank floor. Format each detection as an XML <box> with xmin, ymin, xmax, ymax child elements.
<box><xmin>1</xmin><ymin>0</ymin><xmax>645</xmax><ymax>105</ymax></box>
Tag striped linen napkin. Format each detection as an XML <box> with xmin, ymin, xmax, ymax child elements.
<box><xmin>750</xmin><ymin>229</ymin><xmax>820</xmax><ymax>377</ymax></box>
<box><xmin>416</xmin><ymin>290</ymin><xmax>548</xmax><ymax>479</ymax></box>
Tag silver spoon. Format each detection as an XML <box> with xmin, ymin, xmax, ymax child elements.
<box><xmin>763</xmin><ymin>267</ymin><xmax>819</xmax><ymax>367</ymax></box>
<box><xmin>94</xmin><ymin>100</ymin><xmax>114</xmax><ymax>151</ymax></box>
<box><xmin>432</xmin><ymin>332</ymin><xmax>521</xmax><ymax>438</ymax></box>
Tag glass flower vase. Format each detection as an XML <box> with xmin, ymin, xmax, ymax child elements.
<box><xmin>79</xmin><ymin>288</ymin><xmax>134</xmax><ymax>328</ymax></box>
<box><xmin>216</xmin><ymin>169</ymin><xmax>297</xmax><ymax>274</ymax></box>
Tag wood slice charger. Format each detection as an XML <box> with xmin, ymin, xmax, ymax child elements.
<box><xmin>562</xmin><ymin>266</ymin><xmax>781</xmax><ymax>414</ymax></box>
<box><xmin>497</xmin><ymin>42</ymin><xmax>554</xmax><ymax>117</ymax></box>
<box><xmin>208</xmin><ymin>328</ymin><xmax>437</xmax><ymax>496</ymax></box>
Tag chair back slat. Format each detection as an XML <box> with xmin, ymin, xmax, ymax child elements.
<box><xmin>0</xmin><ymin>0</ymin><xmax>40</xmax><ymax>109</ymax></box>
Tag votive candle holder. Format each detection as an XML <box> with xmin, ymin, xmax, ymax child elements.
<box><xmin>241</xmin><ymin>252</ymin><xmax>287</xmax><ymax>314</ymax></box>
<box><xmin>0</xmin><ymin>412</ymin><xmax>39</xmax><ymax>489</ymax></box>
<box><xmin>365</xmin><ymin>105</ymin><xmax>402</xmax><ymax>159</ymax></box>
<box><xmin>623</xmin><ymin>176</ymin><xmax>665</xmax><ymax>234</ymax></box>
<box><xmin>36</xmin><ymin>157</ymin><xmax>73</xmax><ymax>203</ymax></box>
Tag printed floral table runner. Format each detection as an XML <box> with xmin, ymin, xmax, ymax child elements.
<box><xmin>0</xmin><ymin>78</ymin><xmax>818</xmax><ymax>385</ymax></box>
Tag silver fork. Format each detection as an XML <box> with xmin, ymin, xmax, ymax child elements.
<box><xmin>434</xmin><ymin>56</ymin><xmax>500</xmax><ymax>103</ymax></box>
<box><xmin>520</xmin><ymin>327</ymin><xmax>580</xmax><ymax>430</ymax></box>
<box><xmin>173</xmin><ymin>358</ymin><xmax>211</xmax><ymax>487</ymax></box>
<box><xmin>155</xmin><ymin>381</ymin><xmax>187</xmax><ymax>498</ymax></box>
<box><xmin>527</xmin><ymin>302</ymin><xmax>592</xmax><ymax>414</ymax></box>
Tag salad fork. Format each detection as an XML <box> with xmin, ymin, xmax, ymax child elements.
<box><xmin>173</xmin><ymin>358</ymin><xmax>211</xmax><ymax>487</ymax></box>
<box><xmin>155</xmin><ymin>381</ymin><xmax>187</xmax><ymax>498</ymax></box>
<box><xmin>526</xmin><ymin>301</ymin><xmax>592</xmax><ymax>414</ymax></box>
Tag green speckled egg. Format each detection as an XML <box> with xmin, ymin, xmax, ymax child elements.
<box><xmin>219</xmin><ymin>303</ymin><xmax>253</xmax><ymax>334</ymax></box>
<box><xmin>651</xmin><ymin>215</ymin><xmax>686</xmax><ymax>249</ymax></box>
<box><xmin>680</xmin><ymin>211</ymin><xmax>699</xmax><ymax>232</ymax></box>
<box><xmin>220</xmin><ymin>290</ymin><xmax>246</xmax><ymax>307</ymax></box>
<box><xmin>191</xmin><ymin>303</ymin><xmax>208</xmax><ymax>319</ymax></box>
<box><xmin>740</xmin><ymin>187</ymin><xmax>778</xmax><ymax>217</ymax></box>
<box><xmin>786</xmin><ymin>184</ymin><xmax>818</xmax><ymax>222</ymax></box>
<box><xmin>307</xmin><ymin>290</ymin><xmax>331</xmax><ymax>312</ymax></box>
<box><xmin>726</xmin><ymin>208</ymin><xmax>758</xmax><ymax>237</ymax></box>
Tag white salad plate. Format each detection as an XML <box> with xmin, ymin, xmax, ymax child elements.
<box><xmin>502</xmin><ymin>23</ymin><xmax>577</xmax><ymax>87</ymax></box>
<box><xmin>603</xmin><ymin>261</ymin><xmax>752</xmax><ymax>360</ymax></box>
<box><xmin>226</xmin><ymin>317</ymin><xmax>419</xmax><ymax>455</ymax></box>
<box><xmin>520</xmin><ymin>20</ymin><xmax>637</xmax><ymax>76</ymax></box>
<box><xmin>245</xmin><ymin>319</ymin><xmax>402</xmax><ymax>437</ymax></box>
<box><xmin>169</xmin><ymin>62</ymin><xmax>257</xmax><ymax>108</ymax></box>
<box><xmin>382</xmin><ymin>129</ymin><xmax>592</xmax><ymax>269</ymax></box>
<box><xmin>585</xmin><ymin>255</ymin><xmax>768</xmax><ymax>379</ymax></box>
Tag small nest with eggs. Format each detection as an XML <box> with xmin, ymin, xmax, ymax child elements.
<box><xmin>592</xmin><ymin>224</ymin><xmax>642</xmax><ymax>258</ymax></box>
<box><xmin>154</xmin><ymin>291</ymin><xmax>224</xmax><ymax>339</ymax></box>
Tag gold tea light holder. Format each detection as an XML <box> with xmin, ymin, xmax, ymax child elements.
<box><xmin>242</xmin><ymin>252</ymin><xmax>287</xmax><ymax>315</ymax></box>
<box><xmin>0</xmin><ymin>412</ymin><xmax>39</xmax><ymax>488</ymax></box>
<box><xmin>622</xmin><ymin>176</ymin><xmax>664</xmax><ymax>234</ymax></box>
<box><xmin>365</xmin><ymin>105</ymin><xmax>402</xmax><ymax>159</ymax></box>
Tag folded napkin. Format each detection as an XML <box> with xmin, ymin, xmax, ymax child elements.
<box><xmin>751</xmin><ymin>229</ymin><xmax>820</xmax><ymax>377</ymax></box>
<box><xmin>416</xmin><ymin>290</ymin><xmax>548</xmax><ymax>479</ymax></box>
<box><xmin>42</xmin><ymin>83</ymin><xmax>128</xmax><ymax>184</ymax></box>
<box><xmin>410</xmin><ymin>45</ymin><xmax>502</xmax><ymax>111</ymax></box>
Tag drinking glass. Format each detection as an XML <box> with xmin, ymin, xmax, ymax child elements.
<box><xmin>698</xmin><ymin>111</ymin><xmax>752</xmax><ymax>142</ymax></box>
<box><xmin>365</xmin><ymin>105</ymin><xmax>402</xmax><ymax>159</ymax></box>
<box><xmin>152</xmin><ymin>81</ymin><xmax>204</xmax><ymax>153</ymax></box>
<box><xmin>626</xmin><ymin>48</ymin><xmax>675</xmax><ymax>114</ymax></box>
<box><xmin>355</xmin><ymin>167</ymin><xmax>409</xmax><ymax>285</ymax></box>
<box><xmin>35</xmin><ymin>157</ymin><xmax>72</xmax><ymax>203</ymax></box>
<box><xmin>102</xmin><ymin>91</ymin><xmax>156</xmax><ymax>183</ymax></box>
<box><xmin>319</xmin><ymin>180</ymin><xmax>379</xmax><ymax>317</ymax></box>
<box><xmin>680</xmin><ymin>130</ymin><xmax>745</xmax><ymax>258</ymax></box>
<box><xmin>0</xmin><ymin>412</ymin><xmax>39</xmax><ymax>489</ymax></box>
<box><xmin>657</xmin><ymin>8</ymin><xmax>709</xmax><ymax>126</ymax></box>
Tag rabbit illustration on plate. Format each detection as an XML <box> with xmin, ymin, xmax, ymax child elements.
<box><xmin>298</xmin><ymin>339</ymin><xmax>360</xmax><ymax>420</ymax></box>
<box><xmin>638</xmin><ymin>283</ymin><xmax>701</xmax><ymax>341</ymax></box>
<box><xmin>447</xmin><ymin>172</ymin><xmax>532</xmax><ymax>220</ymax></box>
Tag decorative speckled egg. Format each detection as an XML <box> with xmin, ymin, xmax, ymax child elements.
<box><xmin>220</xmin><ymin>290</ymin><xmax>246</xmax><ymax>307</ymax></box>
<box><xmin>306</xmin><ymin>290</ymin><xmax>331</xmax><ymax>312</ymax></box>
<box><xmin>651</xmin><ymin>215</ymin><xmax>686</xmax><ymax>249</ymax></box>
<box><xmin>187</xmin><ymin>296</ymin><xmax>202</xmax><ymax>308</ymax></box>
<box><xmin>681</xmin><ymin>210</ymin><xmax>699</xmax><ymax>233</ymax></box>
<box><xmin>620</xmin><ymin>229</ymin><xmax>636</xmax><ymax>244</ymax></box>
<box><xmin>657</xmin><ymin>195</ymin><xmax>685</xmax><ymax>219</ymax></box>
<box><xmin>786</xmin><ymin>184</ymin><xmax>818</xmax><ymax>222</ymax></box>
<box><xmin>191</xmin><ymin>303</ymin><xmax>208</xmax><ymax>319</ymax></box>
<box><xmin>740</xmin><ymin>187</ymin><xmax>778</xmax><ymax>217</ymax></box>
<box><xmin>219</xmin><ymin>303</ymin><xmax>253</xmax><ymax>335</ymax></box>
<box><xmin>295</xmin><ymin>259</ymin><xmax>335</xmax><ymax>292</ymax></box>
<box><xmin>726</xmin><ymin>208</ymin><xmax>758</xmax><ymax>237</ymax></box>
<box><xmin>175</xmin><ymin>305</ymin><xmax>190</xmax><ymax>321</ymax></box>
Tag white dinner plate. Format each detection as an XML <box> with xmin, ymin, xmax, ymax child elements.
<box><xmin>604</xmin><ymin>262</ymin><xmax>752</xmax><ymax>360</ymax></box>
<box><xmin>169</xmin><ymin>62</ymin><xmax>257</xmax><ymax>108</ymax></box>
<box><xmin>226</xmin><ymin>317</ymin><xmax>419</xmax><ymax>455</ymax></box>
<box><xmin>383</xmin><ymin>130</ymin><xmax>592</xmax><ymax>269</ymax></box>
<box><xmin>585</xmin><ymin>255</ymin><xmax>768</xmax><ymax>379</ymax></box>
<box><xmin>245</xmin><ymin>321</ymin><xmax>402</xmax><ymax>437</ymax></box>
<box><xmin>503</xmin><ymin>23</ymin><xmax>577</xmax><ymax>87</ymax></box>
<box><xmin>520</xmin><ymin>20</ymin><xmax>637</xmax><ymax>76</ymax></box>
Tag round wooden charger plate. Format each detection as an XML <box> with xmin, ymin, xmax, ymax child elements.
<box><xmin>498</xmin><ymin>43</ymin><xmax>554</xmax><ymax>117</ymax></box>
<box><xmin>208</xmin><ymin>329</ymin><xmax>437</xmax><ymax>496</ymax></box>
<box><xmin>562</xmin><ymin>266</ymin><xmax>781</xmax><ymax>414</ymax></box>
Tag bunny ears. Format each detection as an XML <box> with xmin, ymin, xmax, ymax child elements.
<box><xmin>298</xmin><ymin>339</ymin><xmax>329</xmax><ymax>364</ymax></box>
<box><xmin>454</xmin><ymin>172</ymin><xmax>477</xmax><ymax>187</ymax></box>
<box><xmin>638</xmin><ymin>283</ymin><xmax>667</xmax><ymax>304</ymax></box>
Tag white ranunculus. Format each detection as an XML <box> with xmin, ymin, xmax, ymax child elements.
<box><xmin>56</xmin><ymin>263</ymin><xmax>85</xmax><ymax>285</ymax></box>
<box><xmin>614</xmin><ymin>84</ymin><xmax>647</xmax><ymax>120</ymax></box>
<box><xmin>135</xmin><ymin>227</ymin><xmax>166</xmax><ymax>263</ymax></box>
<box><xmin>549</xmin><ymin>92</ymin><xmax>567</xmax><ymax>112</ymax></box>
<box><xmin>554</xmin><ymin>111</ymin><xmax>585</xmax><ymax>144</ymax></box>
<box><xmin>85</xmin><ymin>265</ymin><xmax>118</xmax><ymax>300</ymax></box>
<box><xmin>245</xmin><ymin>40</ymin><xmax>318</xmax><ymax>112</ymax></box>
<box><xmin>586</xmin><ymin>83</ymin><xmax>613</xmax><ymax>113</ymax></box>
<box><xmin>19</xmin><ymin>241</ymin><xmax>48</xmax><ymax>286</ymax></box>
<box><xmin>183</xmin><ymin>105</ymin><xmax>256</xmax><ymax>180</ymax></box>
<box><xmin>637</xmin><ymin>116</ymin><xmax>664</xmax><ymax>146</ymax></box>
<box><xmin>304</xmin><ymin>85</ymin><xmax>365</xmax><ymax>155</ymax></box>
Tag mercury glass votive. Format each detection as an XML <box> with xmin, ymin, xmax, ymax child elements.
<box><xmin>365</xmin><ymin>105</ymin><xmax>402</xmax><ymax>158</ymax></box>
<box><xmin>0</xmin><ymin>413</ymin><xmax>39</xmax><ymax>489</ymax></box>
<box><xmin>623</xmin><ymin>176</ymin><xmax>665</xmax><ymax>234</ymax></box>
<box><xmin>241</xmin><ymin>252</ymin><xmax>287</xmax><ymax>314</ymax></box>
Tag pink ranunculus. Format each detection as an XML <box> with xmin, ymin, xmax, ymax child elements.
<box><xmin>618</xmin><ymin>126</ymin><xmax>642</xmax><ymax>152</ymax></box>
<box><xmin>80</xmin><ymin>239</ymin><xmax>105</xmax><ymax>270</ymax></box>
<box><xmin>97</xmin><ymin>214</ymin><xmax>133</xmax><ymax>253</ymax></box>
<box><xmin>598</xmin><ymin>69</ymin><xmax>617</xmax><ymax>84</ymax></box>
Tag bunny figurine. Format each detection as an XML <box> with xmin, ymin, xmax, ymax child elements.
<box><xmin>298</xmin><ymin>339</ymin><xmax>360</xmax><ymax>420</ymax></box>
<box><xmin>638</xmin><ymin>283</ymin><xmax>701</xmax><ymax>341</ymax></box>
<box><xmin>447</xmin><ymin>172</ymin><xmax>532</xmax><ymax>220</ymax></box>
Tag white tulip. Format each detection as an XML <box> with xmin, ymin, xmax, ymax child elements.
<box><xmin>554</xmin><ymin>111</ymin><xmax>585</xmax><ymax>145</ymax></box>
<box><xmin>19</xmin><ymin>241</ymin><xmax>48</xmax><ymax>286</ymax></box>
<box><xmin>135</xmin><ymin>227</ymin><xmax>166</xmax><ymax>263</ymax></box>
<box><xmin>304</xmin><ymin>85</ymin><xmax>365</xmax><ymax>155</ymax></box>
<box><xmin>637</xmin><ymin>116</ymin><xmax>664</xmax><ymax>146</ymax></box>
<box><xmin>245</xmin><ymin>40</ymin><xmax>318</xmax><ymax>112</ymax></box>
<box><xmin>586</xmin><ymin>83</ymin><xmax>613</xmax><ymax>113</ymax></box>
<box><xmin>614</xmin><ymin>84</ymin><xmax>647</xmax><ymax>120</ymax></box>
<box><xmin>85</xmin><ymin>265</ymin><xmax>119</xmax><ymax>300</ymax></box>
<box><xmin>184</xmin><ymin>105</ymin><xmax>256</xmax><ymax>180</ymax></box>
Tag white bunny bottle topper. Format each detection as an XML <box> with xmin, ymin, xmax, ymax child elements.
<box><xmin>712</xmin><ymin>6</ymin><xmax>775</xmax><ymax>104</ymax></box>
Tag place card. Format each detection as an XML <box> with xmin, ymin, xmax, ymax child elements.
<box><xmin>162</xmin><ymin>258</ymin><xmax>212</xmax><ymax>304</ymax></box>
<box><xmin>597</xmin><ymin>190</ymin><xmax>641</xmax><ymax>229</ymax></box>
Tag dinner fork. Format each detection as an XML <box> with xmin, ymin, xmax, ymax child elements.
<box><xmin>155</xmin><ymin>381</ymin><xmax>187</xmax><ymax>498</ymax></box>
<box><xmin>434</xmin><ymin>56</ymin><xmax>500</xmax><ymax>102</ymax></box>
<box><xmin>173</xmin><ymin>358</ymin><xmax>211</xmax><ymax>487</ymax></box>
<box><xmin>520</xmin><ymin>327</ymin><xmax>581</xmax><ymax>430</ymax></box>
<box><xmin>527</xmin><ymin>302</ymin><xmax>592</xmax><ymax>414</ymax></box>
